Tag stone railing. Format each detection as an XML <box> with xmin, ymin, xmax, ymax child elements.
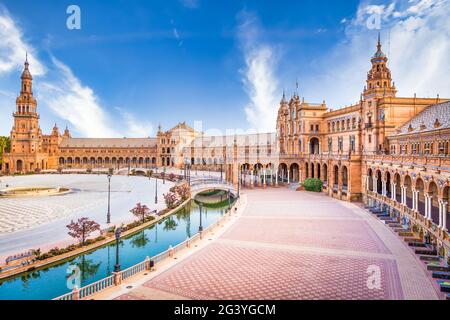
<box><xmin>53</xmin><ymin>198</ymin><xmax>241</xmax><ymax>301</ymax></box>
<box><xmin>365</xmin><ymin>191</ymin><xmax>449</xmax><ymax>249</ymax></box>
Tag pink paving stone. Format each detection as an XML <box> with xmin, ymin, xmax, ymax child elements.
<box><xmin>113</xmin><ymin>188</ymin><xmax>438</xmax><ymax>300</ymax></box>
<box><xmin>143</xmin><ymin>243</ymin><xmax>403</xmax><ymax>300</ymax></box>
<box><xmin>221</xmin><ymin>217</ymin><xmax>391</xmax><ymax>254</ymax></box>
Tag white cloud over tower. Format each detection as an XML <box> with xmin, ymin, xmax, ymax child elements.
<box><xmin>0</xmin><ymin>7</ymin><xmax>153</xmax><ymax>138</ymax></box>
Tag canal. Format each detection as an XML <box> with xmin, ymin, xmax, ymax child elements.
<box><xmin>0</xmin><ymin>190</ymin><xmax>234</xmax><ymax>300</ymax></box>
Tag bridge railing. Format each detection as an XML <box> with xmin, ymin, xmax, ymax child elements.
<box><xmin>53</xmin><ymin>198</ymin><xmax>241</xmax><ymax>301</ymax></box>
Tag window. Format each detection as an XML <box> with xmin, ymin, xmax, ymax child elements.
<box><xmin>315</xmin><ymin>124</ymin><xmax>319</xmax><ymax>131</ymax></box>
<box><xmin>338</xmin><ymin>137</ymin><xmax>343</xmax><ymax>152</ymax></box>
<box><xmin>328</xmin><ymin>138</ymin><xmax>332</xmax><ymax>152</ymax></box>
<box><xmin>350</xmin><ymin>136</ymin><xmax>355</xmax><ymax>152</ymax></box>
<box><xmin>368</xmin><ymin>135</ymin><xmax>372</xmax><ymax>144</ymax></box>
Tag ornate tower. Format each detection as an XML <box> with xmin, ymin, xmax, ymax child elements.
<box><xmin>361</xmin><ymin>35</ymin><xmax>397</xmax><ymax>153</ymax></box>
<box><xmin>9</xmin><ymin>56</ymin><xmax>43</xmax><ymax>172</ymax></box>
<box><xmin>363</xmin><ymin>34</ymin><xmax>397</xmax><ymax>99</ymax></box>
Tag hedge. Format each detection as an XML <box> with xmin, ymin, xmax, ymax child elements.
<box><xmin>303</xmin><ymin>178</ymin><xmax>323</xmax><ymax>192</ymax></box>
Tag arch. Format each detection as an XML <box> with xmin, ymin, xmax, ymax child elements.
<box><xmin>443</xmin><ymin>186</ymin><xmax>450</xmax><ymax>231</ymax></box>
<box><xmin>278</xmin><ymin>163</ymin><xmax>288</xmax><ymax>182</ymax></box>
<box><xmin>368</xmin><ymin>168</ymin><xmax>373</xmax><ymax>192</ymax></box>
<box><xmin>404</xmin><ymin>175</ymin><xmax>413</xmax><ymax>209</ymax></box>
<box><xmin>386</xmin><ymin>171</ymin><xmax>391</xmax><ymax>198</ymax></box>
<box><xmin>311</xmin><ymin>163</ymin><xmax>315</xmax><ymax>179</ymax></box>
<box><xmin>309</xmin><ymin>137</ymin><xmax>320</xmax><ymax>154</ymax></box>
<box><xmin>333</xmin><ymin>165</ymin><xmax>339</xmax><ymax>190</ymax></box>
<box><xmin>322</xmin><ymin>163</ymin><xmax>328</xmax><ymax>183</ymax></box>
<box><xmin>16</xmin><ymin>160</ymin><xmax>23</xmax><ymax>172</ymax></box>
<box><xmin>75</xmin><ymin>157</ymin><xmax>81</xmax><ymax>165</ymax></box>
<box><xmin>152</xmin><ymin>157</ymin><xmax>157</xmax><ymax>165</ymax></box>
<box><xmin>376</xmin><ymin>170</ymin><xmax>382</xmax><ymax>194</ymax></box>
<box><xmin>415</xmin><ymin>177</ymin><xmax>425</xmax><ymax>216</ymax></box>
<box><xmin>316</xmin><ymin>163</ymin><xmax>321</xmax><ymax>180</ymax></box>
<box><xmin>290</xmin><ymin>163</ymin><xmax>299</xmax><ymax>182</ymax></box>
<box><xmin>82</xmin><ymin>157</ymin><xmax>88</xmax><ymax>164</ymax></box>
<box><xmin>394</xmin><ymin>173</ymin><xmax>401</xmax><ymax>203</ymax></box>
<box><xmin>427</xmin><ymin>181</ymin><xmax>439</xmax><ymax>225</ymax></box>
<box><xmin>67</xmin><ymin>157</ymin><xmax>73</xmax><ymax>165</ymax></box>
<box><xmin>59</xmin><ymin>157</ymin><xmax>65</xmax><ymax>165</ymax></box>
<box><xmin>342</xmin><ymin>166</ymin><xmax>348</xmax><ymax>190</ymax></box>
<box><xmin>305</xmin><ymin>162</ymin><xmax>309</xmax><ymax>179</ymax></box>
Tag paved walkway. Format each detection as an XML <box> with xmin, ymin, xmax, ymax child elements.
<box><xmin>111</xmin><ymin>188</ymin><xmax>439</xmax><ymax>300</ymax></box>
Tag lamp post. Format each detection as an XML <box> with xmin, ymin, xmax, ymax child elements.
<box><xmin>163</xmin><ymin>166</ymin><xmax>166</xmax><ymax>184</ymax></box>
<box><xmin>114</xmin><ymin>228</ymin><xmax>122</xmax><ymax>273</ymax></box>
<box><xmin>155</xmin><ymin>173</ymin><xmax>158</xmax><ymax>204</ymax></box>
<box><xmin>199</xmin><ymin>204</ymin><xmax>203</xmax><ymax>232</ymax></box>
<box><xmin>107</xmin><ymin>172</ymin><xmax>112</xmax><ymax>224</ymax></box>
<box><xmin>238</xmin><ymin>166</ymin><xmax>241</xmax><ymax>199</ymax></box>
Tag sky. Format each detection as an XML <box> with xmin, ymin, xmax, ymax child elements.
<box><xmin>0</xmin><ymin>0</ymin><xmax>449</xmax><ymax>137</ymax></box>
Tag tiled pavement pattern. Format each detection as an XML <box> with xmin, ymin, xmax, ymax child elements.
<box><xmin>116</xmin><ymin>188</ymin><xmax>439</xmax><ymax>300</ymax></box>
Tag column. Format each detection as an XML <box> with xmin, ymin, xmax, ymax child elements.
<box><xmin>402</xmin><ymin>187</ymin><xmax>407</xmax><ymax>206</ymax></box>
<box><xmin>263</xmin><ymin>169</ymin><xmax>266</xmax><ymax>187</ymax></box>
<box><xmin>250</xmin><ymin>171</ymin><xmax>254</xmax><ymax>188</ymax></box>
<box><xmin>424</xmin><ymin>194</ymin><xmax>430</xmax><ymax>220</ymax></box>
<box><xmin>366</xmin><ymin>176</ymin><xmax>370</xmax><ymax>191</ymax></box>
<box><xmin>438</xmin><ymin>200</ymin><xmax>443</xmax><ymax>228</ymax></box>
<box><xmin>382</xmin><ymin>180</ymin><xmax>387</xmax><ymax>197</ymax></box>
<box><xmin>287</xmin><ymin>170</ymin><xmax>290</xmax><ymax>184</ymax></box>
<box><xmin>391</xmin><ymin>183</ymin><xmax>396</xmax><ymax>201</ymax></box>
<box><xmin>414</xmin><ymin>190</ymin><xmax>419</xmax><ymax>211</ymax></box>
<box><xmin>442</xmin><ymin>201</ymin><xmax>448</xmax><ymax>231</ymax></box>
<box><xmin>373</xmin><ymin>178</ymin><xmax>378</xmax><ymax>194</ymax></box>
<box><xmin>275</xmin><ymin>170</ymin><xmax>278</xmax><ymax>186</ymax></box>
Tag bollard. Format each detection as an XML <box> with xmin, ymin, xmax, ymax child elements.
<box><xmin>71</xmin><ymin>286</ymin><xmax>79</xmax><ymax>301</ymax></box>
<box><xmin>113</xmin><ymin>271</ymin><xmax>122</xmax><ymax>286</ymax></box>
<box><xmin>168</xmin><ymin>245</ymin><xmax>174</xmax><ymax>258</ymax></box>
<box><xmin>145</xmin><ymin>256</ymin><xmax>151</xmax><ymax>271</ymax></box>
<box><xmin>186</xmin><ymin>239</ymin><xmax>191</xmax><ymax>248</ymax></box>
<box><xmin>199</xmin><ymin>230</ymin><xmax>204</xmax><ymax>240</ymax></box>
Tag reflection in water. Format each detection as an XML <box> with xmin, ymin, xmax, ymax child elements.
<box><xmin>131</xmin><ymin>231</ymin><xmax>150</xmax><ymax>249</ymax></box>
<box><xmin>0</xmin><ymin>196</ymin><xmax>234</xmax><ymax>300</ymax></box>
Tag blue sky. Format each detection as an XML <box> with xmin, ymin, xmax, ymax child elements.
<box><xmin>0</xmin><ymin>0</ymin><xmax>449</xmax><ymax>137</ymax></box>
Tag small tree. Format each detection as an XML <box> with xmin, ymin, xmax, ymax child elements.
<box><xmin>67</xmin><ymin>217</ymin><xmax>101</xmax><ymax>246</ymax></box>
<box><xmin>130</xmin><ymin>202</ymin><xmax>152</xmax><ymax>224</ymax></box>
<box><xmin>175</xmin><ymin>184</ymin><xmax>191</xmax><ymax>201</ymax></box>
<box><xmin>164</xmin><ymin>192</ymin><xmax>177</xmax><ymax>209</ymax></box>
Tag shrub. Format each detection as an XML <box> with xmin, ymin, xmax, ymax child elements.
<box><xmin>303</xmin><ymin>178</ymin><xmax>323</xmax><ymax>192</ymax></box>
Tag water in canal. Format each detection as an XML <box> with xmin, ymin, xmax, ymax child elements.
<box><xmin>0</xmin><ymin>192</ymin><xmax>234</xmax><ymax>300</ymax></box>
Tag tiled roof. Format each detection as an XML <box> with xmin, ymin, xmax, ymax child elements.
<box><xmin>395</xmin><ymin>101</ymin><xmax>450</xmax><ymax>136</ymax></box>
<box><xmin>59</xmin><ymin>138</ymin><xmax>157</xmax><ymax>148</ymax></box>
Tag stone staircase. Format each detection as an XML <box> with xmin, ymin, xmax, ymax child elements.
<box><xmin>364</xmin><ymin>204</ymin><xmax>450</xmax><ymax>299</ymax></box>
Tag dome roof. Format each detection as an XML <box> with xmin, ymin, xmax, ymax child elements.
<box><xmin>21</xmin><ymin>58</ymin><xmax>33</xmax><ymax>80</ymax></box>
<box><xmin>372</xmin><ymin>34</ymin><xmax>386</xmax><ymax>59</ymax></box>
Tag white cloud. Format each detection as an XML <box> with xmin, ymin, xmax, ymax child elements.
<box><xmin>115</xmin><ymin>107</ymin><xmax>154</xmax><ymax>137</ymax></box>
<box><xmin>0</xmin><ymin>7</ymin><xmax>45</xmax><ymax>76</ymax></box>
<box><xmin>0</xmin><ymin>7</ymin><xmax>153</xmax><ymax>138</ymax></box>
<box><xmin>238</xmin><ymin>11</ymin><xmax>280</xmax><ymax>133</ymax></box>
<box><xmin>38</xmin><ymin>57</ymin><xmax>119</xmax><ymax>138</ymax></box>
<box><xmin>179</xmin><ymin>0</ymin><xmax>200</xmax><ymax>9</ymax></box>
<box><xmin>305</xmin><ymin>0</ymin><xmax>450</xmax><ymax>108</ymax></box>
